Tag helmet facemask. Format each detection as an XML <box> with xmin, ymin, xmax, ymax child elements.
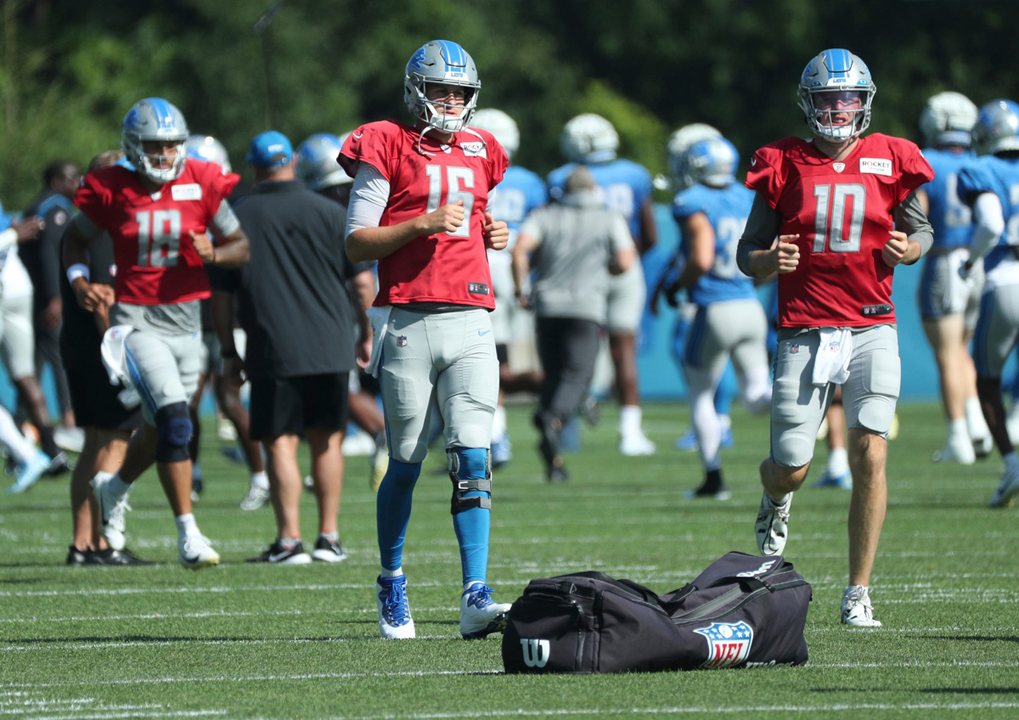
<box><xmin>799</xmin><ymin>89</ymin><xmax>873</xmax><ymax>142</ymax></box>
<box><xmin>121</xmin><ymin>98</ymin><xmax>190</xmax><ymax>185</ymax></box>
<box><xmin>404</xmin><ymin>41</ymin><xmax>480</xmax><ymax>136</ymax></box>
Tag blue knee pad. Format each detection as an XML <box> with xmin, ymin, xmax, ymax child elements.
<box><xmin>448</xmin><ymin>447</ymin><xmax>491</xmax><ymax>515</ymax></box>
<box><xmin>155</xmin><ymin>402</ymin><xmax>193</xmax><ymax>463</ymax></box>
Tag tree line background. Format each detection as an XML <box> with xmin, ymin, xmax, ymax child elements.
<box><xmin>2</xmin><ymin>0</ymin><xmax>1018</xmax><ymax>209</ymax></box>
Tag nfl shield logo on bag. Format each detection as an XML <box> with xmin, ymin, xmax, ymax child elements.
<box><xmin>694</xmin><ymin>621</ymin><xmax>754</xmax><ymax>668</ymax></box>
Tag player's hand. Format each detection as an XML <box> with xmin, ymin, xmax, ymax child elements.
<box><xmin>483</xmin><ymin>213</ymin><xmax>509</xmax><ymax>250</ymax></box>
<box><xmin>12</xmin><ymin>216</ymin><xmax>45</xmax><ymax>242</ymax></box>
<box><xmin>72</xmin><ymin>278</ymin><xmax>108</xmax><ymax>313</ymax></box>
<box><xmin>224</xmin><ymin>355</ymin><xmax>246</xmax><ymax>387</ymax></box>
<box><xmin>773</xmin><ymin>235</ymin><xmax>800</xmax><ymax>274</ymax></box>
<box><xmin>190</xmin><ymin>231</ymin><xmax>216</xmax><ymax>263</ymax></box>
<box><xmin>356</xmin><ymin>337</ymin><xmax>372</xmax><ymax>370</ymax></box>
<box><xmin>515</xmin><ymin>290</ymin><xmax>531</xmax><ymax>310</ymax></box>
<box><xmin>881</xmin><ymin>230</ymin><xmax>910</xmax><ymax>268</ymax></box>
<box><xmin>959</xmin><ymin>255</ymin><xmax>979</xmax><ymax>282</ymax></box>
<box><xmin>420</xmin><ymin>201</ymin><xmax>466</xmax><ymax>235</ymax></box>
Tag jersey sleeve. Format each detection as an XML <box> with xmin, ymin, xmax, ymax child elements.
<box><xmin>519</xmin><ymin>207</ymin><xmax>545</xmax><ymax>246</ymax></box>
<box><xmin>957</xmin><ymin>159</ymin><xmax>999</xmax><ymax>205</ymax></box>
<box><xmin>486</xmin><ymin>133</ymin><xmax>509</xmax><ymax>189</ymax></box>
<box><xmin>72</xmin><ymin>170</ymin><xmax>114</xmax><ymax>229</ymax></box>
<box><xmin>339</xmin><ymin>122</ymin><xmax>397</xmax><ymax>182</ymax></box>
<box><xmin>893</xmin><ymin>138</ymin><xmax>935</xmax><ymax>200</ymax></box>
<box><xmin>744</xmin><ymin>146</ymin><xmax>784</xmax><ymax>209</ymax></box>
<box><xmin>671</xmin><ymin>188</ymin><xmax>706</xmax><ymax>222</ymax></box>
<box><xmin>201</xmin><ymin>166</ymin><xmax>241</xmax><ymax>217</ymax></box>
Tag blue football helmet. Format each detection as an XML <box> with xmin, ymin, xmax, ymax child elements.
<box><xmin>471</xmin><ymin>109</ymin><xmax>519</xmax><ymax>160</ymax></box>
<box><xmin>919</xmin><ymin>92</ymin><xmax>978</xmax><ymax>148</ymax></box>
<box><xmin>404</xmin><ymin>40</ymin><xmax>480</xmax><ymax>133</ymax></box>
<box><xmin>797</xmin><ymin>49</ymin><xmax>876</xmax><ymax>141</ymax></box>
<box><xmin>973</xmin><ymin>99</ymin><xmax>1019</xmax><ymax>155</ymax></box>
<box><xmin>560</xmin><ymin>113</ymin><xmax>619</xmax><ymax>163</ymax></box>
<box><xmin>185</xmin><ymin>135</ymin><xmax>232</xmax><ymax>174</ymax></box>
<box><xmin>121</xmin><ymin>98</ymin><xmax>189</xmax><ymax>184</ymax></box>
<box><xmin>681</xmin><ymin>136</ymin><xmax>739</xmax><ymax>189</ymax></box>
<box><xmin>667</xmin><ymin>123</ymin><xmax>722</xmax><ymax>189</ymax></box>
<box><xmin>296</xmin><ymin>133</ymin><xmax>350</xmax><ymax>190</ymax></box>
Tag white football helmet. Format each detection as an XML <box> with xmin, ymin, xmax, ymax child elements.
<box><xmin>404</xmin><ymin>40</ymin><xmax>480</xmax><ymax>134</ymax></box>
<box><xmin>296</xmin><ymin>133</ymin><xmax>350</xmax><ymax>190</ymax></box>
<box><xmin>667</xmin><ymin>123</ymin><xmax>722</xmax><ymax>189</ymax></box>
<box><xmin>919</xmin><ymin>92</ymin><xmax>978</xmax><ymax>148</ymax></box>
<box><xmin>185</xmin><ymin>134</ymin><xmax>232</xmax><ymax>174</ymax></box>
<box><xmin>561</xmin><ymin>113</ymin><xmax>619</xmax><ymax>164</ymax></box>
<box><xmin>797</xmin><ymin>49</ymin><xmax>876</xmax><ymax>142</ymax></box>
<box><xmin>471</xmin><ymin>109</ymin><xmax>519</xmax><ymax>160</ymax></box>
<box><xmin>681</xmin><ymin>136</ymin><xmax>739</xmax><ymax>189</ymax></box>
<box><xmin>121</xmin><ymin>98</ymin><xmax>189</xmax><ymax>184</ymax></box>
<box><xmin>973</xmin><ymin>99</ymin><xmax>1019</xmax><ymax>155</ymax></box>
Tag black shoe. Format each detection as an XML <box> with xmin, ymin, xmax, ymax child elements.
<box><xmin>246</xmin><ymin>539</ymin><xmax>312</xmax><ymax>565</ymax></box>
<box><xmin>311</xmin><ymin>536</ymin><xmax>347</xmax><ymax>563</ymax></box>
<box><xmin>44</xmin><ymin>451</ymin><xmax>72</xmax><ymax>477</ymax></box>
<box><xmin>66</xmin><ymin>545</ymin><xmax>90</xmax><ymax>566</ymax></box>
<box><xmin>579</xmin><ymin>396</ymin><xmax>601</xmax><ymax>427</ymax></box>
<box><xmin>547</xmin><ymin>465</ymin><xmax>570</xmax><ymax>483</ymax></box>
<box><xmin>683</xmin><ymin>469</ymin><xmax>732</xmax><ymax>500</ymax></box>
<box><xmin>91</xmin><ymin>547</ymin><xmax>154</xmax><ymax>565</ymax></box>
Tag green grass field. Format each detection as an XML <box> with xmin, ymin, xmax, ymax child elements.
<box><xmin>2</xmin><ymin>401</ymin><xmax>1018</xmax><ymax>719</ymax></box>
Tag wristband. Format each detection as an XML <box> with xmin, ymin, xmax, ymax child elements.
<box><xmin>67</xmin><ymin>264</ymin><xmax>90</xmax><ymax>284</ymax></box>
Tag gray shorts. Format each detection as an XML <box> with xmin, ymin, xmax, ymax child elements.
<box><xmin>605</xmin><ymin>262</ymin><xmax>646</xmax><ymax>334</ymax></box>
<box><xmin>488</xmin><ymin>250</ymin><xmax>516</xmax><ymax>346</ymax></box>
<box><xmin>973</xmin><ymin>285</ymin><xmax>1019</xmax><ymax>378</ymax></box>
<box><xmin>918</xmin><ymin>248</ymin><xmax>983</xmax><ymax>327</ymax></box>
<box><xmin>0</xmin><ymin>293</ymin><xmax>34</xmax><ymax>380</ymax></box>
<box><xmin>379</xmin><ymin>306</ymin><xmax>499</xmax><ymax>463</ymax></box>
<box><xmin>683</xmin><ymin>298</ymin><xmax>769</xmax><ymax>381</ymax></box>
<box><xmin>124</xmin><ymin>328</ymin><xmax>202</xmax><ymax>425</ymax></box>
<box><xmin>771</xmin><ymin>324</ymin><xmax>900</xmax><ymax>468</ymax></box>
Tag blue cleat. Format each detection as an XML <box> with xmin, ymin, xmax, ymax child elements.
<box><xmin>674</xmin><ymin>427</ymin><xmax>734</xmax><ymax>452</ymax></box>
<box><xmin>377</xmin><ymin>574</ymin><xmax>415</xmax><ymax>639</ymax></box>
<box><xmin>812</xmin><ymin>469</ymin><xmax>852</xmax><ymax>489</ymax></box>
<box><xmin>491</xmin><ymin>435</ymin><xmax>512</xmax><ymax>469</ymax></box>
<box><xmin>459</xmin><ymin>582</ymin><xmax>512</xmax><ymax>640</ymax></box>
<box><xmin>8</xmin><ymin>451</ymin><xmax>51</xmax><ymax>494</ymax></box>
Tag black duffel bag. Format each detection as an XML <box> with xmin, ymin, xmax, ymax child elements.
<box><xmin>502</xmin><ymin>551</ymin><xmax>811</xmax><ymax>674</ymax></box>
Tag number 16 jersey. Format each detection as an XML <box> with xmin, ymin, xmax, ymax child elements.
<box><xmin>745</xmin><ymin>134</ymin><xmax>933</xmax><ymax>328</ymax></box>
<box><xmin>73</xmin><ymin>160</ymin><xmax>239</xmax><ymax>306</ymax></box>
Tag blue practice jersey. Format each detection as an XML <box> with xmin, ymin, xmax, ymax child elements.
<box><xmin>958</xmin><ymin>155</ymin><xmax>1019</xmax><ymax>273</ymax></box>
<box><xmin>922</xmin><ymin>147</ymin><xmax>975</xmax><ymax>250</ymax></box>
<box><xmin>547</xmin><ymin>159</ymin><xmax>652</xmax><ymax>242</ymax></box>
<box><xmin>672</xmin><ymin>182</ymin><xmax>756</xmax><ymax>306</ymax></box>
<box><xmin>491</xmin><ymin>165</ymin><xmax>546</xmax><ymax>247</ymax></box>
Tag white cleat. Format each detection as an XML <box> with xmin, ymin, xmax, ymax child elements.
<box><xmin>972</xmin><ymin>434</ymin><xmax>994</xmax><ymax>460</ymax></box>
<box><xmin>755</xmin><ymin>492</ymin><xmax>791</xmax><ymax>556</ymax></box>
<box><xmin>988</xmin><ymin>466</ymin><xmax>1019</xmax><ymax>509</ymax></box>
<box><xmin>932</xmin><ymin>435</ymin><xmax>976</xmax><ymax>465</ymax></box>
<box><xmin>178</xmin><ymin>533</ymin><xmax>221</xmax><ymax>570</ymax></box>
<box><xmin>459</xmin><ymin>583</ymin><xmax>512</xmax><ymax>640</ymax></box>
<box><xmin>239</xmin><ymin>482</ymin><xmax>270</xmax><ymax>511</ymax></box>
<box><xmin>841</xmin><ymin>586</ymin><xmax>882</xmax><ymax>627</ymax></box>
<box><xmin>376</xmin><ymin>574</ymin><xmax>415</xmax><ymax>639</ymax></box>
<box><xmin>92</xmin><ymin>472</ymin><xmax>129</xmax><ymax>551</ymax></box>
<box><xmin>619</xmin><ymin>432</ymin><xmax>657</xmax><ymax>457</ymax></box>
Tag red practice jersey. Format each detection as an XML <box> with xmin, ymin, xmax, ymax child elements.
<box><xmin>340</xmin><ymin>120</ymin><xmax>508</xmax><ymax>309</ymax></box>
<box><xmin>74</xmin><ymin>160</ymin><xmax>239</xmax><ymax>305</ymax></box>
<box><xmin>746</xmin><ymin>134</ymin><xmax>934</xmax><ymax>328</ymax></box>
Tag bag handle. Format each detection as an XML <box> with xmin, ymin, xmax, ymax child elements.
<box><xmin>558</xmin><ymin>571</ymin><xmax>661</xmax><ymax>604</ymax></box>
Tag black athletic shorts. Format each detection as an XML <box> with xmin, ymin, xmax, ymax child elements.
<box><xmin>250</xmin><ymin>373</ymin><xmax>350</xmax><ymax>440</ymax></box>
<box><xmin>64</xmin><ymin>362</ymin><xmax>142</xmax><ymax>432</ymax></box>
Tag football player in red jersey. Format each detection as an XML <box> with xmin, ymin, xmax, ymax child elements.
<box><xmin>340</xmin><ymin>40</ymin><xmax>512</xmax><ymax>640</ymax></box>
<box><xmin>736</xmin><ymin>50</ymin><xmax>934</xmax><ymax>627</ymax></box>
<box><xmin>64</xmin><ymin>98</ymin><xmax>250</xmax><ymax>569</ymax></box>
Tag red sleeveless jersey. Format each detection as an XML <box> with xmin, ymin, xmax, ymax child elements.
<box><xmin>745</xmin><ymin>134</ymin><xmax>933</xmax><ymax>328</ymax></box>
<box><xmin>74</xmin><ymin>160</ymin><xmax>239</xmax><ymax>305</ymax></box>
<box><xmin>340</xmin><ymin>120</ymin><xmax>508</xmax><ymax>309</ymax></box>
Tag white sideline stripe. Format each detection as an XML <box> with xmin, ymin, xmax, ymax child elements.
<box><xmin>339</xmin><ymin>703</ymin><xmax>1019</xmax><ymax>719</ymax></box>
<box><xmin>1</xmin><ymin>636</ymin><xmax>457</xmax><ymax>652</ymax></box>
<box><xmin>2</xmin><ymin>665</ymin><xmax>1015</xmax><ymax>692</ymax></box>
<box><xmin>23</xmin><ymin>712</ymin><xmax>225</xmax><ymax>719</ymax></box>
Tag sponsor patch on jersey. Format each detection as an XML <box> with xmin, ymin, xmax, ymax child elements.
<box><xmin>859</xmin><ymin>158</ymin><xmax>892</xmax><ymax>176</ymax></box>
<box><xmin>694</xmin><ymin>621</ymin><xmax>754</xmax><ymax>669</ymax></box>
<box><xmin>171</xmin><ymin>184</ymin><xmax>203</xmax><ymax>201</ymax></box>
<box><xmin>461</xmin><ymin>142</ymin><xmax>487</xmax><ymax>158</ymax></box>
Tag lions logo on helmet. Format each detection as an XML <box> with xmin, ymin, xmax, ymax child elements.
<box><xmin>919</xmin><ymin>92</ymin><xmax>978</xmax><ymax>149</ymax></box>
<box><xmin>667</xmin><ymin>123</ymin><xmax>722</xmax><ymax>190</ymax></box>
<box><xmin>185</xmin><ymin>135</ymin><xmax>232</xmax><ymax>174</ymax></box>
<box><xmin>122</xmin><ymin>98</ymin><xmax>190</xmax><ymax>185</ymax></box>
<box><xmin>404</xmin><ymin>40</ymin><xmax>480</xmax><ymax>134</ymax></box>
<box><xmin>560</xmin><ymin>114</ymin><xmax>619</xmax><ymax>164</ymax></box>
<box><xmin>471</xmin><ymin>109</ymin><xmax>519</xmax><ymax>161</ymax></box>
<box><xmin>681</xmin><ymin>136</ymin><xmax>740</xmax><ymax>189</ymax></box>
<box><xmin>296</xmin><ymin>133</ymin><xmax>350</xmax><ymax>190</ymax></box>
<box><xmin>797</xmin><ymin>49</ymin><xmax>876</xmax><ymax>142</ymax></box>
<box><xmin>972</xmin><ymin>99</ymin><xmax>1019</xmax><ymax>156</ymax></box>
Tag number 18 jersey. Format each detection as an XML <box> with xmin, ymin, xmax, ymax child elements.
<box><xmin>341</xmin><ymin>120</ymin><xmax>508</xmax><ymax>310</ymax></box>
<box><xmin>745</xmin><ymin>134</ymin><xmax>933</xmax><ymax>328</ymax></box>
<box><xmin>74</xmin><ymin>160</ymin><xmax>239</xmax><ymax>305</ymax></box>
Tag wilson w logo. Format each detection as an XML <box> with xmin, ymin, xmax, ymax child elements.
<box><xmin>520</xmin><ymin>638</ymin><xmax>551</xmax><ymax>668</ymax></box>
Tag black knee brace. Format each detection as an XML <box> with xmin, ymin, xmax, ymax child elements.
<box><xmin>448</xmin><ymin>448</ymin><xmax>492</xmax><ymax>515</ymax></box>
<box><xmin>155</xmin><ymin>402</ymin><xmax>193</xmax><ymax>463</ymax></box>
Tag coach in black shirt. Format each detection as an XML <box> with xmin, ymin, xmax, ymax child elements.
<box><xmin>211</xmin><ymin>131</ymin><xmax>371</xmax><ymax>565</ymax></box>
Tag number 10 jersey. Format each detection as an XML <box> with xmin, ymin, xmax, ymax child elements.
<box><xmin>745</xmin><ymin>134</ymin><xmax>933</xmax><ymax>328</ymax></box>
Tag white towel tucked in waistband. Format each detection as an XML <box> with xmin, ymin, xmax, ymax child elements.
<box><xmin>812</xmin><ymin>328</ymin><xmax>853</xmax><ymax>387</ymax></box>
<box><xmin>365</xmin><ymin>306</ymin><xmax>391</xmax><ymax>378</ymax></box>
<box><xmin>100</xmin><ymin>325</ymin><xmax>141</xmax><ymax>409</ymax></box>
